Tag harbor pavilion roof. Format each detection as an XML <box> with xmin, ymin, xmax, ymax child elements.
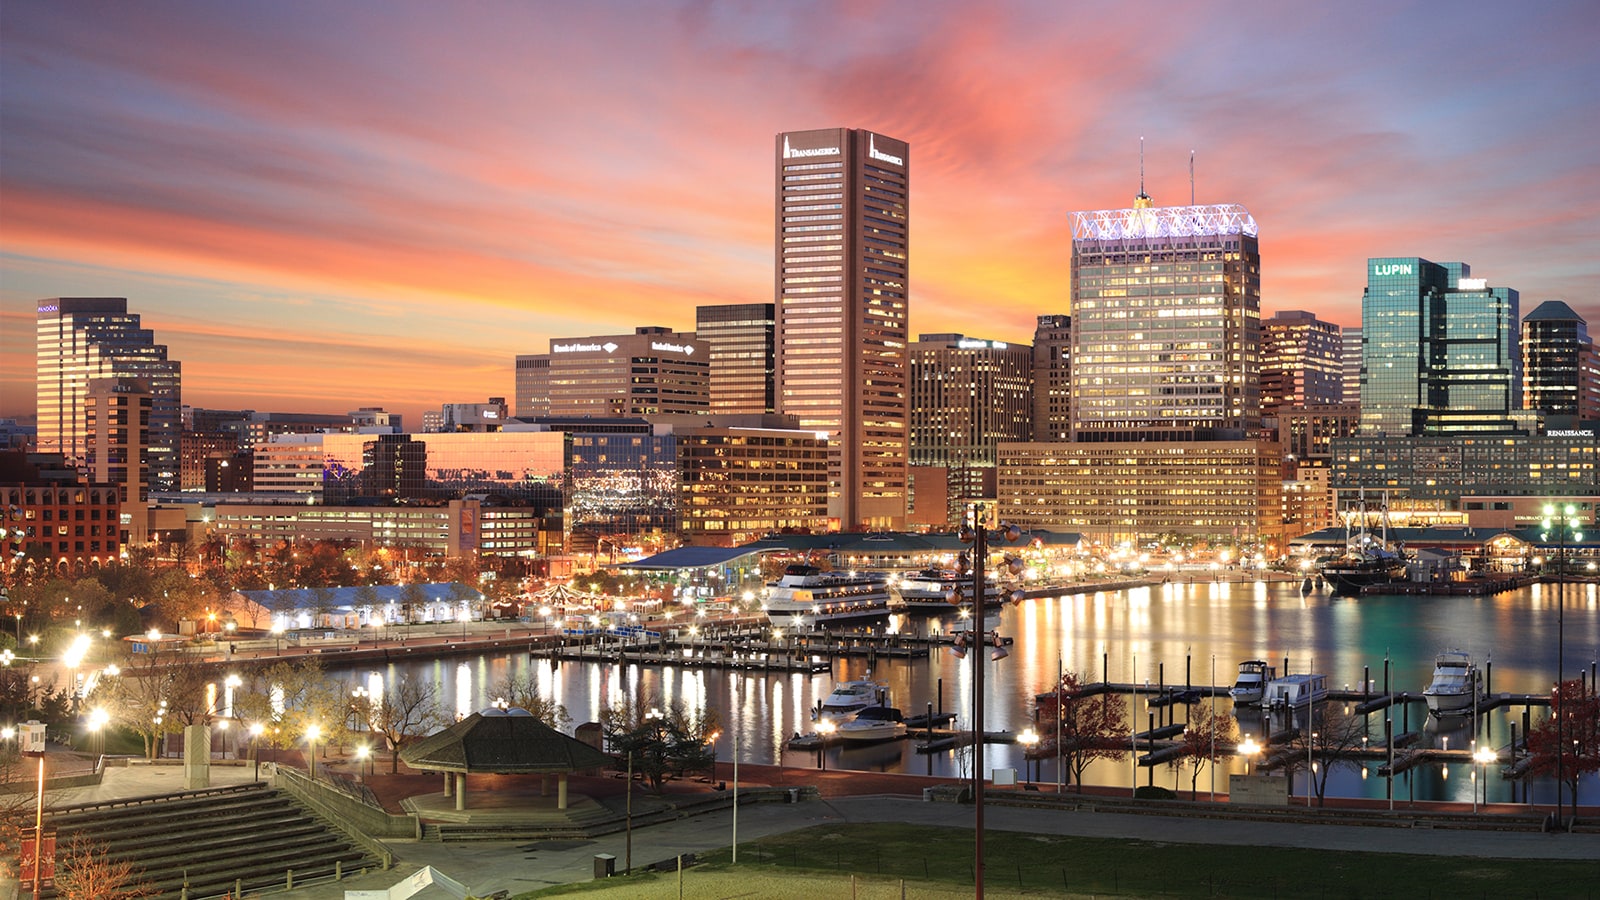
<box><xmin>401</xmin><ymin>709</ymin><xmax>610</xmax><ymax>775</ymax></box>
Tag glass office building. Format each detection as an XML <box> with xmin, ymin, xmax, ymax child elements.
<box><xmin>1360</xmin><ymin>258</ymin><xmax>1522</xmax><ymax>436</ymax></box>
<box><xmin>1068</xmin><ymin>197</ymin><xmax>1261</xmax><ymax>442</ymax></box>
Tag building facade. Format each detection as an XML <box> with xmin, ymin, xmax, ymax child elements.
<box><xmin>696</xmin><ymin>303</ymin><xmax>777</xmax><ymax>415</ymax></box>
<box><xmin>85</xmin><ymin>377</ymin><xmax>151</xmax><ymax>504</ymax></box>
<box><xmin>997</xmin><ymin>440</ymin><xmax>1284</xmax><ymax>546</ymax></box>
<box><xmin>1330</xmin><ymin>433</ymin><xmax>1600</xmax><ymax>519</ymax></box>
<box><xmin>541</xmin><ymin>327</ymin><xmax>709</xmax><ymax>418</ymax></box>
<box><xmin>1522</xmin><ymin>300</ymin><xmax>1600</xmax><ymax>425</ymax></box>
<box><xmin>1261</xmin><ymin>310</ymin><xmax>1344</xmax><ymax>412</ymax></box>
<box><xmin>775</xmin><ymin>127</ymin><xmax>910</xmax><ymax>530</ymax></box>
<box><xmin>1068</xmin><ymin>198</ymin><xmax>1261</xmax><ymax>442</ymax></box>
<box><xmin>0</xmin><ymin>451</ymin><xmax>123</xmax><ymax>573</ymax></box>
<box><xmin>514</xmin><ymin>355</ymin><xmax>552</xmax><ymax>419</ymax></box>
<box><xmin>36</xmin><ymin>298</ymin><xmax>181</xmax><ymax>493</ymax></box>
<box><xmin>1031</xmin><ymin>314</ymin><xmax>1072</xmax><ymax>441</ymax></box>
<box><xmin>1341</xmin><ymin>327</ymin><xmax>1362</xmax><ymax>406</ymax></box>
<box><xmin>677</xmin><ymin>426</ymin><xmax>829</xmax><ymax>546</ymax></box>
<box><xmin>1359</xmin><ymin>258</ymin><xmax>1523</xmax><ymax>436</ymax></box>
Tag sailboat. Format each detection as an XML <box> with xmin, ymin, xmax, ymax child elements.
<box><xmin>1320</xmin><ymin>490</ymin><xmax>1411</xmax><ymax>595</ymax></box>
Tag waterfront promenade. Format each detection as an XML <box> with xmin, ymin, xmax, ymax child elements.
<box><xmin>41</xmin><ymin>760</ymin><xmax>1600</xmax><ymax>900</ymax></box>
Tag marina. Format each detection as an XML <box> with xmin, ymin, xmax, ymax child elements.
<box><xmin>320</xmin><ymin>577</ymin><xmax>1600</xmax><ymax>805</ymax></box>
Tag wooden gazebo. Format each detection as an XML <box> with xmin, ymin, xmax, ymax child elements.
<box><xmin>401</xmin><ymin>709</ymin><xmax>610</xmax><ymax>811</ymax></box>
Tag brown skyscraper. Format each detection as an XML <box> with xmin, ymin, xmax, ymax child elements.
<box><xmin>775</xmin><ymin>128</ymin><xmax>909</xmax><ymax>530</ymax></box>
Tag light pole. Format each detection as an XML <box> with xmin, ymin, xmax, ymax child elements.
<box><xmin>815</xmin><ymin>718</ymin><xmax>835</xmax><ymax>771</ymax></box>
<box><xmin>1018</xmin><ymin>728</ymin><xmax>1039</xmax><ymax>787</ymax></box>
<box><xmin>1540</xmin><ymin>502</ymin><xmax>1582</xmax><ymax>828</ymax></box>
<box><xmin>957</xmin><ymin>504</ymin><xmax>1023</xmax><ymax>900</ymax></box>
<box><xmin>306</xmin><ymin>724</ymin><xmax>321</xmax><ymax>778</ymax></box>
<box><xmin>1472</xmin><ymin>744</ymin><xmax>1495</xmax><ymax>813</ymax></box>
<box><xmin>1238</xmin><ymin>735</ymin><xmax>1260</xmax><ymax>775</ymax></box>
<box><xmin>250</xmin><ymin>722</ymin><xmax>265</xmax><ymax>780</ymax></box>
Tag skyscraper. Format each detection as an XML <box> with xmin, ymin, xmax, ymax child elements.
<box><xmin>1068</xmin><ymin>195</ymin><xmax>1261</xmax><ymax>441</ymax></box>
<box><xmin>1359</xmin><ymin>258</ymin><xmax>1523</xmax><ymax>436</ymax></box>
<box><xmin>1261</xmin><ymin>310</ymin><xmax>1344</xmax><ymax>413</ymax></box>
<box><xmin>775</xmin><ymin>128</ymin><xmax>909</xmax><ymax>530</ymax></box>
<box><xmin>1030</xmin><ymin>315</ymin><xmax>1072</xmax><ymax>441</ymax></box>
<box><xmin>696</xmin><ymin>303</ymin><xmax>776</xmax><ymax>414</ymax></box>
<box><xmin>36</xmin><ymin>298</ymin><xmax>181</xmax><ymax>493</ymax></box>
<box><xmin>543</xmin><ymin>327</ymin><xmax>709</xmax><ymax>418</ymax></box>
<box><xmin>1341</xmin><ymin>327</ymin><xmax>1363</xmax><ymax>406</ymax></box>
<box><xmin>1522</xmin><ymin>300</ymin><xmax>1600</xmax><ymax>425</ymax></box>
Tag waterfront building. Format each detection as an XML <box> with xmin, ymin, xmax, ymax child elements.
<box><xmin>1261</xmin><ymin>310</ymin><xmax>1344</xmax><ymax>413</ymax></box>
<box><xmin>1359</xmin><ymin>258</ymin><xmax>1524</xmax><ymax>436</ymax></box>
<box><xmin>775</xmin><ymin>127</ymin><xmax>910</xmax><ymax>530</ymax></box>
<box><xmin>208</xmin><ymin>499</ymin><xmax>517</xmax><ymax>558</ymax></box>
<box><xmin>677</xmin><ymin>424</ymin><xmax>830</xmax><ymax>546</ymax></box>
<box><xmin>1031</xmin><ymin>314</ymin><xmax>1072</xmax><ymax>441</ymax></box>
<box><xmin>1068</xmin><ymin>195</ymin><xmax>1261</xmax><ymax>442</ymax></box>
<box><xmin>1329</xmin><ymin>432</ymin><xmax>1600</xmax><ymax>522</ymax></box>
<box><xmin>0</xmin><ymin>449</ymin><xmax>122</xmax><ymax>573</ymax></box>
<box><xmin>909</xmin><ymin>334</ymin><xmax>1033</xmax><ymax>527</ymax></box>
<box><xmin>36</xmin><ymin>298</ymin><xmax>181</xmax><ymax>493</ymax></box>
<box><xmin>1341</xmin><ymin>327</ymin><xmax>1362</xmax><ymax>406</ymax></box>
<box><xmin>997</xmin><ymin>440</ymin><xmax>1284</xmax><ymax>547</ymax></box>
<box><xmin>1274</xmin><ymin>404</ymin><xmax>1361</xmax><ymax>470</ymax></box>
<box><xmin>1522</xmin><ymin>300</ymin><xmax>1600</xmax><ymax>426</ymax></box>
<box><xmin>241</xmin><ymin>411</ymin><xmax>365</xmax><ymax>448</ymax></box>
<box><xmin>542</xmin><ymin>327</ymin><xmax>709</xmax><ymax>418</ymax></box>
<box><xmin>696</xmin><ymin>303</ymin><xmax>776</xmax><ymax>414</ymax></box>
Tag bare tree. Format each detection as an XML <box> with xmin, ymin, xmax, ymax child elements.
<box><xmin>1037</xmin><ymin>671</ymin><xmax>1128</xmax><ymax>791</ymax></box>
<box><xmin>361</xmin><ymin>674</ymin><xmax>448</xmax><ymax>774</ymax></box>
<box><xmin>1284</xmin><ymin>705</ymin><xmax>1371</xmax><ymax>805</ymax></box>
<box><xmin>52</xmin><ymin>834</ymin><xmax>155</xmax><ymax>900</ymax></box>
<box><xmin>1167</xmin><ymin>701</ymin><xmax>1239</xmax><ymax>799</ymax></box>
<box><xmin>490</xmin><ymin>673</ymin><xmax>570</xmax><ymax>731</ymax></box>
<box><xmin>600</xmin><ymin>693</ymin><xmax>718</xmax><ymax>793</ymax></box>
<box><xmin>91</xmin><ymin>650</ymin><xmax>179</xmax><ymax>759</ymax></box>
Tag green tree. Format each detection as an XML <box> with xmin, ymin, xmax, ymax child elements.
<box><xmin>600</xmin><ymin>694</ymin><xmax>718</xmax><ymax>793</ymax></box>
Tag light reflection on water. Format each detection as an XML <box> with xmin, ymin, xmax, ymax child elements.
<box><xmin>330</xmin><ymin>580</ymin><xmax>1600</xmax><ymax>803</ymax></box>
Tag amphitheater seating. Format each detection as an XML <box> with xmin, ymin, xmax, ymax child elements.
<box><xmin>26</xmin><ymin>781</ymin><xmax>380</xmax><ymax>899</ymax></box>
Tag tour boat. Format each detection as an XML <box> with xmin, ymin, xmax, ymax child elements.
<box><xmin>836</xmin><ymin>706</ymin><xmax>908</xmax><ymax>744</ymax></box>
<box><xmin>1228</xmin><ymin>659</ymin><xmax>1277</xmax><ymax>704</ymax></box>
<box><xmin>894</xmin><ymin>569</ymin><xmax>1000</xmax><ymax>613</ymax></box>
<box><xmin>1423</xmin><ymin>649</ymin><xmax>1482</xmax><ymax>717</ymax></box>
<box><xmin>763</xmin><ymin>565</ymin><xmax>896</xmax><ymax>629</ymax></box>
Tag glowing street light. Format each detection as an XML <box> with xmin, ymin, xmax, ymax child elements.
<box><xmin>815</xmin><ymin>718</ymin><xmax>836</xmax><ymax>771</ymax></box>
<box><xmin>305</xmin><ymin>724</ymin><xmax>322</xmax><ymax>778</ymax></box>
<box><xmin>1472</xmin><ymin>744</ymin><xmax>1496</xmax><ymax>813</ymax></box>
<box><xmin>1018</xmin><ymin>728</ymin><xmax>1040</xmax><ymax>786</ymax></box>
<box><xmin>1238</xmin><ymin>735</ymin><xmax>1261</xmax><ymax>775</ymax></box>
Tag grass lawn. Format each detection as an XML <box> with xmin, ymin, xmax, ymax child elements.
<box><xmin>513</xmin><ymin>822</ymin><xmax>1600</xmax><ymax>899</ymax></box>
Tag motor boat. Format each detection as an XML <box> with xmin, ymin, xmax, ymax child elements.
<box><xmin>1423</xmin><ymin>649</ymin><xmax>1482</xmax><ymax>717</ymax></box>
<box><xmin>836</xmin><ymin>706</ymin><xmax>908</xmax><ymax>743</ymax></box>
<box><xmin>1228</xmin><ymin>660</ymin><xmax>1277</xmax><ymax>704</ymax></box>
<box><xmin>815</xmin><ymin>678</ymin><xmax>887</xmax><ymax>721</ymax></box>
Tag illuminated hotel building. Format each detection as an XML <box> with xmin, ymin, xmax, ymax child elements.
<box><xmin>677</xmin><ymin>424</ymin><xmax>830</xmax><ymax>546</ymax></box>
<box><xmin>36</xmin><ymin>298</ymin><xmax>181</xmax><ymax>492</ymax></box>
<box><xmin>696</xmin><ymin>303</ymin><xmax>776</xmax><ymax>414</ymax></box>
<box><xmin>1359</xmin><ymin>258</ymin><xmax>1524</xmax><ymax>436</ymax></box>
<box><xmin>1031</xmin><ymin>315</ymin><xmax>1072</xmax><ymax>441</ymax></box>
<box><xmin>775</xmin><ymin>127</ymin><xmax>909</xmax><ymax>530</ymax></box>
<box><xmin>1261</xmin><ymin>310</ymin><xmax>1344</xmax><ymax>413</ymax></box>
<box><xmin>1068</xmin><ymin>196</ymin><xmax>1260</xmax><ymax>441</ymax></box>
<box><xmin>536</xmin><ymin>327</ymin><xmax>709</xmax><ymax>418</ymax></box>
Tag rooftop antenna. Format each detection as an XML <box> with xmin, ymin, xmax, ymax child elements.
<box><xmin>1136</xmin><ymin>137</ymin><xmax>1151</xmax><ymax>206</ymax></box>
<box><xmin>1190</xmin><ymin>150</ymin><xmax>1195</xmax><ymax>205</ymax></box>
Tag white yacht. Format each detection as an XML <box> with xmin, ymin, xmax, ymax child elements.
<box><xmin>763</xmin><ymin>565</ymin><xmax>896</xmax><ymax>629</ymax></box>
<box><xmin>895</xmin><ymin>569</ymin><xmax>999</xmax><ymax>613</ymax></box>
<box><xmin>837</xmin><ymin>706</ymin><xmax>908</xmax><ymax>743</ymax></box>
<box><xmin>1228</xmin><ymin>660</ymin><xmax>1277</xmax><ymax>704</ymax></box>
<box><xmin>816</xmin><ymin>678</ymin><xmax>887</xmax><ymax>720</ymax></box>
<box><xmin>1423</xmin><ymin>649</ymin><xmax>1482</xmax><ymax>717</ymax></box>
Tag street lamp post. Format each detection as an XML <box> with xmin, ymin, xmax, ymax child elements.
<box><xmin>306</xmin><ymin>724</ymin><xmax>322</xmax><ymax>779</ymax></box>
<box><xmin>1472</xmin><ymin>744</ymin><xmax>1495</xmax><ymax>813</ymax></box>
<box><xmin>250</xmin><ymin>722</ymin><xmax>265</xmax><ymax>780</ymax></box>
<box><xmin>957</xmin><ymin>504</ymin><xmax>1023</xmax><ymax>900</ymax></box>
<box><xmin>1018</xmin><ymin>728</ymin><xmax>1039</xmax><ymax>787</ymax></box>
<box><xmin>815</xmin><ymin>718</ymin><xmax>835</xmax><ymax>771</ymax></box>
<box><xmin>1238</xmin><ymin>735</ymin><xmax>1260</xmax><ymax>775</ymax></box>
<box><xmin>1540</xmin><ymin>502</ymin><xmax>1582</xmax><ymax>828</ymax></box>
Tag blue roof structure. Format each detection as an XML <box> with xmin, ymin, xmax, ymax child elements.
<box><xmin>231</xmin><ymin>581</ymin><xmax>484</xmax><ymax>611</ymax></box>
<box><xmin>617</xmin><ymin>546</ymin><xmax>763</xmax><ymax>570</ymax></box>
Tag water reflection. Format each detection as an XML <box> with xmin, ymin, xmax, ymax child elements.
<box><xmin>325</xmin><ymin>580</ymin><xmax>1600</xmax><ymax>803</ymax></box>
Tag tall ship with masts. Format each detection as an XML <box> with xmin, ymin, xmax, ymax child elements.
<box><xmin>1320</xmin><ymin>490</ymin><xmax>1412</xmax><ymax>595</ymax></box>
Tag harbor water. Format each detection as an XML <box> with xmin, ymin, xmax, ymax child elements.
<box><xmin>331</xmin><ymin>578</ymin><xmax>1600</xmax><ymax>804</ymax></box>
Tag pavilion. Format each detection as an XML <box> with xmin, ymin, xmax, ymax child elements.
<box><xmin>400</xmin><ymin>708</ymin><xmax>611</xmax><ymax>813</ymax></box>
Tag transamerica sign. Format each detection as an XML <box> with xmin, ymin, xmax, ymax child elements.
<box><xmin>783</xmin><ymin>135</ymin><xmax>839</xmax><ymax>158</ymax></box>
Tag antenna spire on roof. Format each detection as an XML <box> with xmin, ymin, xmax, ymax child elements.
<box><xmin>1190</xmin><ymin>150</ymin><xmax>1195</xmax><ymax>205</ymax></box>
<box><xmin>1135</xmin><ymin>136</ymin><xmax>1152</xmax><ymax>207</ymax></box>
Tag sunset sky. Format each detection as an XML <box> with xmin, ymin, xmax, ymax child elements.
<box><xmin>3</xmin><ymin>1</ymin><xmax>1596</xmax><ymax>427</ymax></box>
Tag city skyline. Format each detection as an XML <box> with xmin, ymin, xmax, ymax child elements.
<box><xmin>2</xmin><ymin>1</ymin><xmax>1597</xmax><ymax>427</ymax></box>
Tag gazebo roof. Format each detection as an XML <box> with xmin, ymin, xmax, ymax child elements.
<box><xmin>401</xmin><ymin>710</ymin><xmax>611</xmax><ymax>774</ymax></box>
